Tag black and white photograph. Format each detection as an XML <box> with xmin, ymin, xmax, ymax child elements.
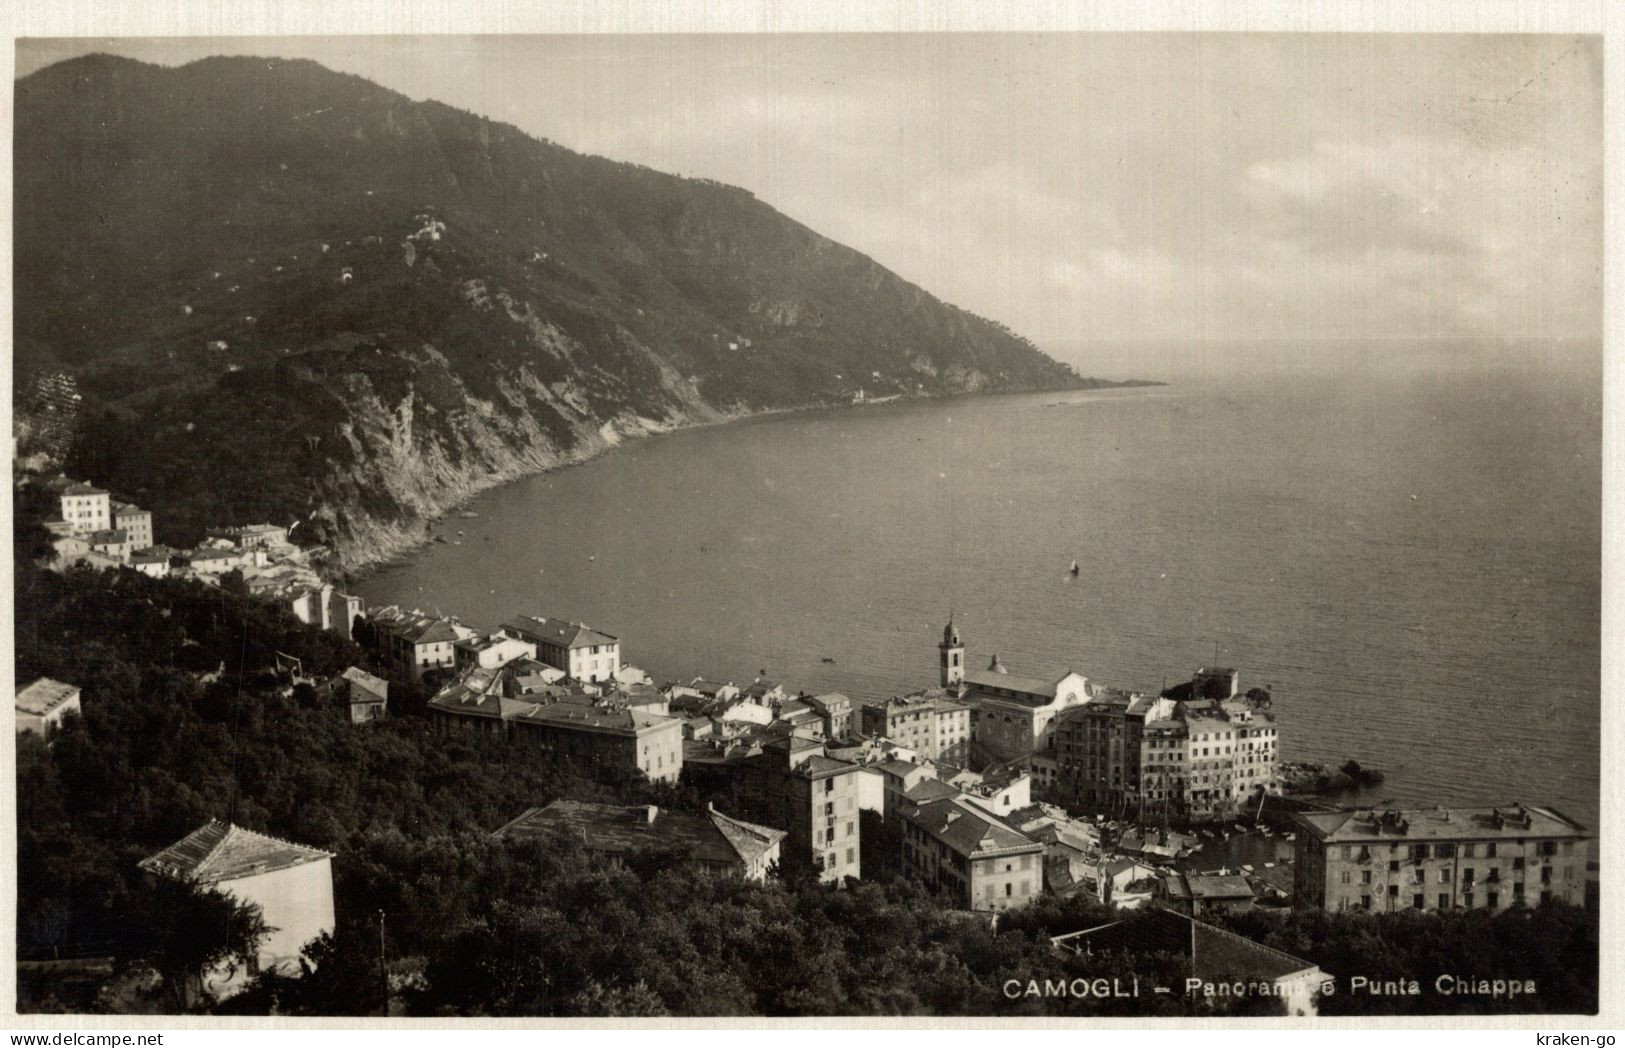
<box><xmin>4</xmin><ymin>5</ymin><xmax>1612</xmax><ymax>1029</ymax></box>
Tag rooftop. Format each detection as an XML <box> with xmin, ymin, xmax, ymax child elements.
<box><xmin>493</xmin><ymin>801</ymin><xmax>784</xmax><ymax>869</ymax></box>
<box><xmin>17</xmin><ymin>678</ymin><xmax>80</xmax><ymax>717</ymax></box>
<box><xmin>1054</xmin><ymin>908</ymin><xmax>1319</xmax><ymax>984</ymax></box>
<box><xmin>1296</xmin><ymin>803</ymin><xmax>1590</xmax><ymax>843</ymax></box>
<box><xmin>902</xmin><ymin>797</ymin><xmax>1041</xmax><ymax>859</ymax></box>
<box><xmin>138</xmin><ymin>820</ymin><xmax>332</xmax><ymax>884</ymax></box>
<box><xmin>963</xmin><ymin>668</ymin><xmax>1060</xmax><ymax>698</ymax></box>
<box><xmin>338</xmin><ymin>666</ymin><xmax>389</xmax><ymax>702</ymax></box>
<box><xmin>503</xmin><ymin>615</ymin><xmax>617</xmax><ymax>649</ymax></box>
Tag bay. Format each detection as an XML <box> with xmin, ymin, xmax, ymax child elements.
<box><xmin>356</xmin><ymin>339</ymin><xmax>1602</xmax><ymax>829</ymax></box>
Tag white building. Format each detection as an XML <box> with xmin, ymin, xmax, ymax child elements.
<box><xmin>16</xmin><ymin>678</ymin><xmax>82</xmax><ymax>736</ymax></box>
<box><xmin>500</xmin><ymin>615</ymin><xmax>622</xmax><ymax>682</ymax></box>
<box><xmin>138</xmin><ymin>821</ymin><xmax>335</xmax><ymax>1000</ymax></box>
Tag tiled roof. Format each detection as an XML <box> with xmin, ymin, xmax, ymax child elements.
<box><xmin>339</xmin><ymin>666</ymin><xmax>389</xmax><ymax>702</ymax></box>
<box><xmin>1184</xmin><ymin>873</ymin><xmax>1255</xmax><ymax>899</ymax></box>
<box><xmin>903</xmin><ymin>797</ymin><xmax>1041</xmax><ymax>858</ymax></box>
<box><xmin>16</xmin><ymin>678</ymin><xmax>79</xmax><ymax>716</ymax></box>
<box><xmin>1056</xmin><ymin>909</ymin><xmax>1318</xmax><ymax>984</ymax></box>
<box><xmin>138</xmin><ymin>820</ymin><xmax>332</xmax><ymax>884</ymax></box>
<box><xmin>1295</xmin><ymin>804</ymin><xmax>1589</xmax><ymax>843</ymax></box>
<box><xmin>804</xmin><ymin>693</ymin><xmax>851</xmax><ymax>713</ymax></box>
<box><xmin>88</xmin><ymin>529</ymin><xmax>129</xmax><ymax>545</ymax></box>
<box><xmin>61</xmin><ymin>482</ymin><xmax>107</xmax><ymax>497</ymax></box>
<box><xmin>795</xmin><ymin>754</ymin><xmax>861</xmax><ymax>779</ymax></box>
<box><xmin>903</xmin><ymin>779</ymin><xmax>962</xmax><ymax>805</ymax></box>
<box><xmin>963</xmin><ymin>669</ymin><xmax>1059</xmax><ymax>698</ymax></box>
<box><xmin>493</xmin><ymin>801</ymin><xmax>783</xmax><ymax>869</ymax></box>
<box><xmin>513</xmin><ymin>702</ymin><xmax>675</xmax><ymax>735</ymax></box>
<box><xmin>502</xmin><ymin>615</ymin><xmax>617</xmax><ymax>648</ymax></box>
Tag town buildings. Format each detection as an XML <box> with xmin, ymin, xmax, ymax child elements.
<box><xmin>49</xmin><ymin>477</ymin><xmax>110</xmax><ymax>535</ymax></box>
<box><xmin>16</xmin><ymin>678</ymin><xmax>82</xmax><ymax>736</ymax></box>
<box><xmin>1051</xmin><ymin>668</ymin><xmax>1278</xmax><ymax>820</ymax></box>
<box><xmin>736</xmin><ymin>736</ymin><xmax>863</xmax><ymax>883</ymax></box>
<box><xmin>112</xmin><ymin>501</ymin><xmax>154</xmax><ymax>550</ymax></box>
<box><xmin>138</xmin><ymin>821</ymin><xmax>335</xmax><ymax>1000</ymax></box>
<box><xmin>899</xmin><ymin>795</ymin><xmax>1044</xmax><ymax>912</ymax></box>
<box><xmin>361</xmin><ymin>606</ymin><xmax>478</xmax><ymax>681</ymax></box>
<box><xmin>1293</xmin><ymin>803</ymin><xmax>1591</xmax><ymax>912</ymax></box>
<box><xmin>319</xmin><ymin>666</ymin><xmax>390</xmax><ymax>723</ymax></box>
<box><xmin>508</xmin><ymin>700</ymin><xmax>684</xmax><ymax>784</ymax></box>
<box><xmin>937</xmin><ymin>618</ymin><xmax>1091</xmax><ymax>760</ymax></box>
<box><xmin>859</xmin><ymin>690</ymin><xmax>971</xmax><ymax>762</ymax></box>
<box><xmin>454</xmin><ymin>631</ymin><xmax>538</xmax><ymax>671</ymax></box>
<box><xmin>500</xmin><ymin>615</ymin><xmax>621</xmax><ymax>682</ymax></box>
<box><xmin>803</xmin><ymin>693</ymin><xmax>854</xmax><ymax>740</ymax></box>
<box><xmin>494</xmin><ymin>800</ymin><xmax>786</xmax><ymax>882</ymax></box>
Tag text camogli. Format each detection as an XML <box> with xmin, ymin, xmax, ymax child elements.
<box><xmin>1002</xmin><ymin>975</ymin><xmax>1540</xmax><ymax>1001</ymax></box>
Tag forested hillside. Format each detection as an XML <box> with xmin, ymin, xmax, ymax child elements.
<box><xmin>15</xmin><ymin>54</ymin><xmax>1129</xmax><ymax>570</ymax></box>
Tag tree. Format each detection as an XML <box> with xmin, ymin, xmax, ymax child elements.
<box><xmin>124</xmin><ymin>880</ymin><xmax>271</xmax><ymax>1011</ymax></box>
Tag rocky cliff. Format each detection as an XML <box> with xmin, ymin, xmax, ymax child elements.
<box><xmin>15</xmin><ymin>54</ymin><xmax>1124</xmax><ymax>572</ymax></box>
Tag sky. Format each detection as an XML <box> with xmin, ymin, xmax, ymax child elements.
<box><xmin>16</xmin><ymin>34</ymin><xmax>1605</xmax><ymax>352</ymax></box>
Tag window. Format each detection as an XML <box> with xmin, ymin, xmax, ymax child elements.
<box><xmin>1487</xmin><ymin>892</ymin><xmax>1499</xmax><ymax>908</ymax></box>
<box><xmin>1340</xmin><ymin>871</ymin><xmax>1351</xmax><ymax>884</ymax></box>
<box><xmin>1463</xmin><ymin>843</ymin><xmax>1476</xmax><ymax>858</ymax></box>
<box><xmin>1341</xmin><ymin>845</ymin><xmax>1352</xmax><ymax>860</ymax></box>
<box><xmin>1439</xmin><ymin>868</ymin><xmax>1452</xmax><ymax>883</ymax></box>
<box><xmin>1361</xmin><ymin>870</ymin><xmax>1372</xmax><ymax>885</ymax></box>
<box><xmin>1438</xmin><ymin>893</ymin><xmax>1450</xmax><ymax>910</ymax></box>
<box><xmin>1388</xmin><ymin>885</ymin><xmax>1398</xmax><ymax>897</ymax></box>
<box><xmin>1005</xmin><ymin>883</ymin><xmax>1013</xmax><ymax>897</ymax></box>
<box><xmin>1360</xmin><ymin>894</ymin><xmax>1372</xmax><ymax>910</ymax></box>
<box><xmin>846</xmin><ymin>848</ymin><xmax>855</xmax><ymax>865</ymax></box>
<box><xmin>1389</xmin><ymin>860</ymin><xmax>1400</xmax><ymax>873</ymax></box>
<box><xmin>1486</xmin><ymin>843</ymin><xmax>1497</xmax><ymax>858</ymax></box>
<box><xmin>1413</xmin><ymin>894</ymin><xmax>1424</xmax><ymax>909</ymax></box>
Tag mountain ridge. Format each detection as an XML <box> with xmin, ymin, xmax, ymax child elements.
<box><xmin>15</xmin><ymin>53</ymin><xmax>1150</xmax><ymax>574</ymax></box>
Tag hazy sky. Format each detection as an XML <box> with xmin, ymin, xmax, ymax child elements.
<box><xmin>17</xmin><ymin>34</ymin><xmax>1604</xmax><ymax>346</ymax></box>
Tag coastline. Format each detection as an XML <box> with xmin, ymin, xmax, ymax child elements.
<box><xmin>330</xmin><ymin>377</ymin><xmax>1165</xmax><ymax>585</ymax></box>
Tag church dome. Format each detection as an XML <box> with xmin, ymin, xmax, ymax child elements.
<box><xmin>988</xmin><ymin>653</ymin><xmax>1008</xmax><ymax>674</ymax></box>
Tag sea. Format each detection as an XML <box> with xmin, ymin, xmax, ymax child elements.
<box><xmin>355</xmin><ymin>338</ymin><xmax>1603</xmax><ymax>830</ymax></box>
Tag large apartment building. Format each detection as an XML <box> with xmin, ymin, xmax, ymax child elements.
<box><xmin>1293</xmin><ymin>803</ymin><xmax>1591</xmax><ymax>913</ymax></box>
<box><xmin>899</xmin><ymin>795</ymin><xmax>1044</xmax><ymax>912</ymax></box>
<box><xmin>501</xmin><ymin>615</ymin><xmax>622</xmax><ymax>682</ymax></box>
<box><xmin>1054</xmin><ymin>667</ymin><xmax>1278</xmax><ymax>819</ymax></box>
<box><xmin>859</xmin><ymin>691</ymin><xmax>971</xmax><ymax>762</ymax></box>
<box><xmin>737</xmin><ymin>737</ymin><xmax>863</xmax><ymax>883</ymax></box>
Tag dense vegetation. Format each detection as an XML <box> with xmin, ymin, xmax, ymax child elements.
<box><xmin>15</xmin><ymin>564</ymin><xmax>1596</xmax><ymax>1016</ymax></box>
<box><xmin>14</xmin><ymin>54</ymin><xmax>1139</xmax><ymax>563</ymax></box>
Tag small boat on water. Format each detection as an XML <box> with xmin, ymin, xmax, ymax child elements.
<box><xmin>820</xmin><ymin>656</ymin><xmax>836</xmax><ymax>664</ymax></box>
<box><xmin>1069</xmin><ymin>559</ymin><xmax>1080</xmax><ymax>576</ymax></box>
<box><xmin>458</xmin><ymin>511</ymin><xmax>479</xmax><ymax>519</ymax></box>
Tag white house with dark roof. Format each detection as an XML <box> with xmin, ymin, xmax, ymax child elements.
<box><xmin>899</xmin><ymin>795</ymin><xmax>1044</xmax><ymax>911</ymax></box>
<box><xmin>138</xmin><ymin>820</ymin><xmax>335</xmax><ymax>999</ymax></box>
<box><xmin>500</xmin><ymin>614</ymin><xmax>621</xmax><ymax>682</ymax></box>
<box><xmin>16</xmin><ymin>678</ymin><xmax>82</xmax><ymax>736</ymax></box>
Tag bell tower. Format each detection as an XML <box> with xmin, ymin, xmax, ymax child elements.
<box><xmin>939</xmin><ymin>612</ymin><xmax>965</xmax><ymax>688</ymax></box>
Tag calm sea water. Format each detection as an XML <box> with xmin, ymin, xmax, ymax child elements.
<box><xmin>356</xmin><ymin>340</ymin><xmax>1602</xmax><ymax>828</ymax></box>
